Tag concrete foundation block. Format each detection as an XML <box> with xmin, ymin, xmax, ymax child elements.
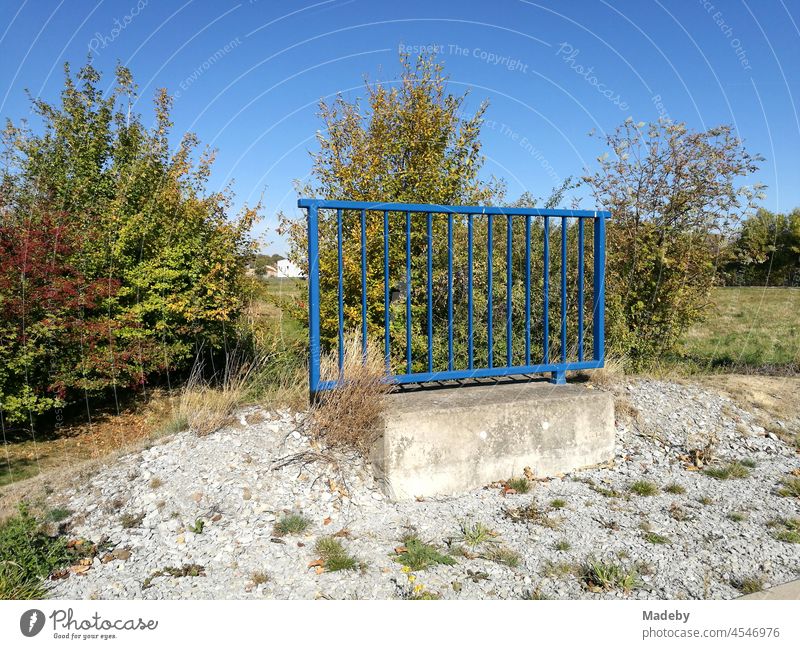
<box><xmin>371</xmin><ymin>381</ymin><xmax>615</xmax><ymax>501</ymax></box>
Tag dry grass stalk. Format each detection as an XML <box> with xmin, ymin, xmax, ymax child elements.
<box><xmin>311</xmin><ymin>332</ymin><xmax>391</xmax><ymax>454</ymax></box>
<box><xmin>178</xmin><ymin>351</ymin><xmax>265</xmax><ymax>436</ymax></box>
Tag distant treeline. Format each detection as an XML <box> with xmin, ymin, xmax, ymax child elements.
<box><xmin>721</xmin><ymin>208</ymin><xmax>800</xmax><ymax>286</ymax></box>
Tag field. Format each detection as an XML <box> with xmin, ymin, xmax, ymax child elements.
<box><xmin>679</xmin><ymin>287</ymin><xmax>800</xmax><ymax>370</ymax></box>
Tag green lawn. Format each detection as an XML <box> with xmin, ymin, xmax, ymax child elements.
<box><xmin>679</xmin><ymin>287</ymin><xmax>800</xmax><ymax>369</ymax></box>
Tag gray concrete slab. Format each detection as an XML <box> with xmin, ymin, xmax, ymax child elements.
<box><xmin>371</xmin><ymin>380</ymin><xmax>615</xmax><ymax>500</ymax></box>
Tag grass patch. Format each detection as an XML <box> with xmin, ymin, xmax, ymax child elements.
<box><xmin>732</xmin><ymin>575</ymin><xmax>764</xmax><ymax>594</ymax></box>
<box><xmin>554</xmin><ymin>539</ymin><xmax>571</xmax><ymax>552</ymax></box>
<box><xmin>698</xmin><ymin>495</ymin><xmax>715</xmax><ymax>506</ymax></box>
<box><xmin>273</xmin><ymin>514</ymin><xmax>310</xmax><ymax>536</ymax></box>
<box><xmin>506</xmin><ymin>477</ymin><xmax>531</xmax><ymax>494</ymax></box>
<box><xmin>549</xmin><ymin>498</ymin><xmax>567</xmax><ymax>509</ymax></box>
<box><xmin>157</xmin><ymin>413</ymin><xmax>189</xmax><ymax>436</ymax></box>
<box><xmin>768</xmin><ymin>518</ymin><xmax>800</xmax><ymax>544</ymax></box>
<box><xmin>0</xmin><ymin>503</ymin><xmax>73</xmax><ymax>599</ymax></box>
<box><xmin>678</xmin><ymin>287</ymin><xmax>800</xmax><ymax>369</ymax></box>
<box><xmin>664</xmin><ymin>483</ymin><xmax>686</xmax><ymax>495</ymax></box>
<box><xmin>542</xmin><ymin>559</ymin><xmax>581</xmax><ymax>578</ymax></box>
<box><xmin>643</xmin><ymin>531</ymin><xmax>671</xmax><ymax>545</ymax></box>
<box><xmin>582</xmin><ymin>559</ymin><xmax>639</xmax><ymax>592</ymax></box>
<box><xmin>739</xmin><ymin>458</ymin><xmax>758</xmax><ymax>469</ymax></box>
<box><xmin>458</xmin><ymin>521</ymin><xmax>498</xmax><ymax>547</ymax></box>
<box><xmin>727</xmin><ymin>511</ymin><xmax>747</xmax><ymax>523</ymax></box>
<box><xmin>777</xmin><ymin>476</ymin><xmax>800</xmax><ymax>498</ymax></box>
<box><xmin>314</xmin><ymin>537</ymin><xmax>360</xmax><ymax>572</ymax></box>
<box><xmin>629</xmin><ymin>480</ymin><xmax>659</xmax><ymax>496</ymax></box>
<box><xmin>704</xmin><ymin>462</ymin><xmax>751</xmax><ymax>480</ymax></box>
<box><xmin>482</xmin><ymin>545</ymin><xmax>520</xmax><ymax>568</ymax></box>
<box><xmin>46</xmin><ymin>507</ymin><xmax>72</xmax><ymax>523</ymax></box>
<box><xmin>395</xmin><ymin>536</ymin><xmax>456</xmax><ymax>571</ymax></box>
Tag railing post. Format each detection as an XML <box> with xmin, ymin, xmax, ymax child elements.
<box><xmin>307</xmin><ymin>202</ymin><xmax>321</xmax><ymax>399</ymax></box>
<box><xmin>592</xmin><ymin>212</ymin><xmax>606</xmax><ymax>365</ymax></box>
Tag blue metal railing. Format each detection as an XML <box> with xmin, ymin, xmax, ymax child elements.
<box><xmin>299</xmin><ymin>198</ymin><xmax>610</xmax><ymax>395</ymax></box>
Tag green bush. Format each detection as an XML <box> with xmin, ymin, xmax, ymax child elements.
<box><xmin>0</xmin><ymin>504</ymin><xmax>71</xmax><ymax>599</ymax></box>
<box><xmin>0</xmin><ymin>62</ymin><xmax>257</xmax><ymax>423</ymax></box>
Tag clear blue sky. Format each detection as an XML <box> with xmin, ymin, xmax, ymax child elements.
<box><xmin>1</xmin><ymin>0</ymin><xmax>798</xmax><ymax>254</ymax></box>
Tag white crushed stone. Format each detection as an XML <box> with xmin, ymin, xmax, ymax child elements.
<box><xmin>46</xmin><ymin>378</ymin><xmax>800</xmax><ymax>600</ymax></box>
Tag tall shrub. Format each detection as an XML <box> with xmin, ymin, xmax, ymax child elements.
<box><xmin>583</xmin><ymin>119</ymin><xmax>763</xmax><ymax>366</ymax></box>
<box><xmin>0</xmin><ymin>62</ymin><xmax>258</xmax><ymax>423</ymax></box>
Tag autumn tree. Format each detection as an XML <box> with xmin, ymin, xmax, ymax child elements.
<box><xmin>282</xmin><ymin>56</ymin><xmax>505</xmax><ymax>371</ymax></box>
<box><xmin>0</xmin><ymin>62</ymin><xmax>257</xmax><ymax>423</ymax></box>
<box><xmin>583</xmin><ymin>119</ymin><xmax>763</xmax><ymax>365</ymax></box>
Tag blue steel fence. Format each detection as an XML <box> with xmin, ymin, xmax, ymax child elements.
<box><xmin>298</xmin><ymin>198</ymin><xmax>610</xmax><ymax>395</ymax></box>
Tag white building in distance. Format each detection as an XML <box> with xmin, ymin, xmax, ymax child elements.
<box><xmin>276</xmin><ymin>259</ymin><xmax>304</xmax><ymax>278</ymax></box>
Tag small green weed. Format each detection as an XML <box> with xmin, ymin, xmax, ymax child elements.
<box><xmin>704</xmin><ymin>462</ymin><xmax>750</xmax><ymax>480</ymax></box>
<box><xmin>395</xmin><ymin>536</ymin><xmax>456</xmax><ymax>571</ymax></box>
<box><xmin>273</xmin><ymin>514</ymin><xmax>310</xmax><ymax>536</ymax></box>
<box><xmin>664</xmin><ymin>483</ymin><xmax>686</xmax><ymax>495</ymax></box>
<box><xmin>643</xmin><ymin>531</ymin><xmax>671</xmax><ymax>545</ymax></box>
<box><xmin>482</xmin><ymin>545</ymin><xmax>520</xmax><ymax>568</ymax></box>
<box><xmin>188</xmin><ymin>519</ymin><xmax>205</xmax><ymax>534</ymax></box>
<box><xmin>549</xmin><ymin>498</ymin><xmax>567</xmax><ymax>509</ymax></box>
<box><xmin>629</xmin><ymin>480</ymin><xmax>659</xmax><ymax>496</ymax></box>
<box><xmin>506</xmin><ymin>477</ymin><xmax>531</xmax><ymax>494</ymax></box>
<box><xmin>315</xmin><ymin>537</ymin><xmax>360</xmax><ymax>572</ymax></box>
<box><xmin>458</xmin><ymin>521</ymin><xmax>498</xmax><ymax>547</ymax></box>
<box><xmin>45</xmin><ymin>507</ymin><xmax>72</xmax><ymax>523</ymax></box>
<box><xmin>582</xmin><ymin>559</ymin><xmax>639</xmax><ymax>592</ymax></box>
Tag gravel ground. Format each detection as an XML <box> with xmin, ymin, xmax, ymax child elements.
<box><xmin>47</xmin><ymin>378</ymin><xmax>800</xmax><ymax>600</ymax></box>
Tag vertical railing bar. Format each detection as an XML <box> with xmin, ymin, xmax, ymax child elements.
<box><xmin>307</xmin><ymin>204</ymin><xmax>321</xmax><ymax>397</ymax></box>
<box><xmin>447</xmin><ymin>213</ymin><xmax>454</xmax><ymax>371</ymax></box>
<box><xmin>506</xmin><ymin>213</ymin><xmax>512</xmax><ymax>366</ymax></box>
<box><xmin>337</xmin><ymin>208</ymin><xmax>344</xmax><ymax>374</ymax></box>
<box><xmin>524</xmin><ymin>214</ymin><xmax>531</xmax><ymax>366</ymax></box>
<box><xmin>487</xmin><ymin>213</ymin><xmax>493</xmax><ymax>368</ymax></box>
<box><xmin>577</xmin><ymin>217</ymin><xmax>585</xmax><ymax>362</ymax></box>
<box><xmin>543</xmin><ymin>215</ymin><xmax>550</xmax><ymax>364</ymax></box>
<box><xmin>360</xmin><ymin>209</ymin><xmax>367</xmax><ymax>360</ymax></box>
<box><xmin>426</xmin><ymin>211</ymin><xmax>433</xmax><ymax>372</ymax></box>
<box><xmin>593</xmin><ymin>212</ymin><xmax>606</xmax><ymax>363</ymax></box>
<box><xmin>467</xmin><ymin>214</ymin><xmax>474</xmax><ymax>370</ymax></box>
<box><xmin>383</xmin><ymin>210</ymin><xmax>390</xmax><ymax>370</ymax></box>
<box><xmin>405</xmin><ymin>210</ymin><xmax>412</xmax><ymax>374</ymax></box>
<box><xmin>561</xmin><ymin>216</ymin><xmax>567</xmax><ymax>365</ymax></box>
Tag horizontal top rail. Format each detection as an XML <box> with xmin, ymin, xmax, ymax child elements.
<box><xmin>298</xmin><ymin>198</ymin><xmax>610</xmax><ymax>219</ymax></box>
